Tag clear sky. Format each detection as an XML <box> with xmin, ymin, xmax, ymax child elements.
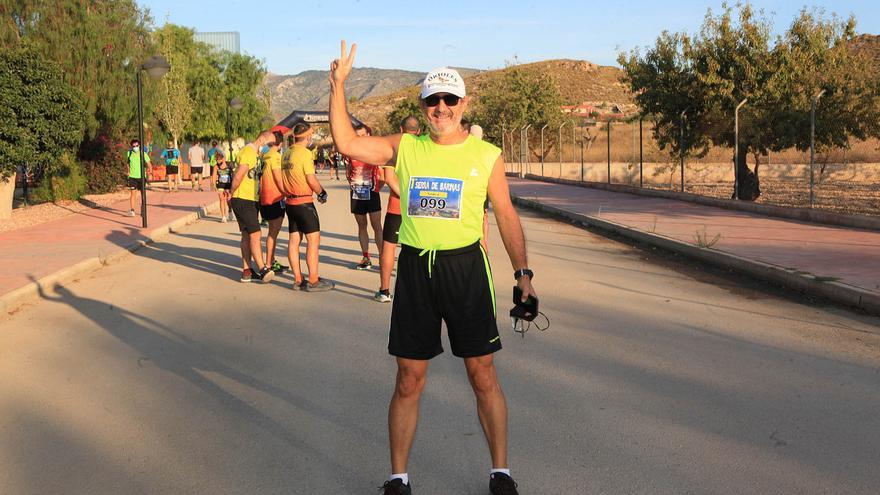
<box><xmin>138</xmin><ymin>0</ymin><xmax>880</xmax><ymax>75</ymax></box>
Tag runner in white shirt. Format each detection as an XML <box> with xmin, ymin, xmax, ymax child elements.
<box><xmin>188</xmin><ymin>141</ymin><xmax>207</xmax><ymax>191</ymax></box>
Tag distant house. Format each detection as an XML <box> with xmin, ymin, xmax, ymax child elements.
<box><xmin>561</xmin><ymin>102</ymin><xmax>625</xmax><ymax>122</ymax></box>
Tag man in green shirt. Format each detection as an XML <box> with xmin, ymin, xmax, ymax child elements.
<box><xmin>126</xmin><ymin>138</ymin><xmax>150</xmax><ymax>217</ymax></box>
<box><xmin>330</xmin><ymin>41</ymin><xmax>535</xmax><ymax>495</ymax></box>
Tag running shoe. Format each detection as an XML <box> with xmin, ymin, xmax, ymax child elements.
<box><xmin>292</xmin><ymin>279</ymin><xmax>307</xmax><ymax>291</ymax></box>
<box><xmin>127</xmin><ymin>209</ymin><xmax>136</xmax><ymax>217</ymax></box>
<box><xmin>271</xmin><ymin>261</ymin><xmax>288</xmax><ymax>274</ymax></box>
<box><xmin>374</xmin><ymin>289</ymin><xmax>393</xmax><ymax>303</ymax></box>
<box><xmin>304</xmin><ymin>278</ymin><xmax>335</xmax><ymax>292</ymax></box>
<box><xmin>240</xmin><ymin>268</ymin><xmax>253</xmax><ymax>283</ymax></box>
<box><xmin>355</xmin><ymin>259</ymin><xmax>372</xmax><ymax>270</ymax></box>
<box><xmin>257</xmin><ymin>266</ymin><xmax>275</xmax><ymax>284</ymax></box>
<box><xmin>489</xmin><ymin>473</ymin><xmax>519</xmax><ymax>495</ymax></box>
<box><xmin>220</xmin><ymin>216</ymin><xmax>227</xmax><ymax>223</ymax></box>
<box><xmin>380</xmin><ymin>479</ymin><xmax>411</xmax><ymax>495</ymax></box>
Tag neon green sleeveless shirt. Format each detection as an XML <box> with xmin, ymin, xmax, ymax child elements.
<box><xmin>395</xmin><ymin>133</ymin><xmax>501</xmax><ymax>250</ymax></box>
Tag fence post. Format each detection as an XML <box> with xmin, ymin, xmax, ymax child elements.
<box><xmin>571</xmin><ymin>124</ymin><xmax>576</xmax><ymax>170</ymax></box>
<box><xmin>639</xmin><ymin>115</ymin><xmax>644</xmax><ymax>188</ymax></box>
<box><xmin>540</xmin><ymin>124</ymin><xmax>548</xmax><ymax>177</ymax></box>
<box><xmin>501</xmin><ymin>125</ymin><xmax>506</xmax><ymax>166</ymax></box>
<box><xmin>810</xmin><ymin>90</ymin><xmax>826</xmax><ymax>208</ymax></box>
<box><xmin>607</xmin><ymin>120</ymin><xmax>612</xmax><ymax>184</ymax></box>
<box><xmin>558</xmin><ymin>122</ymin><xmax>567</xmax><ymax>179</ymax></box>
<box><xmin>679</xmin><ymin>110</ymin><xmax>686</xmax><ymax>192</ymax></box>
<box><xmin>581</xmin><ymin>138</ymin><xmax>585</xmax><ymax>182</ymax></box>
<box><xmin>523</xmin><ymin>124</ymin><xmax>532</xmax><ymax>177</ymax></box>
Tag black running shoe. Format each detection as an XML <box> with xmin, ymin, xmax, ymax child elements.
<box><xmin>256</xmin><ymin>266</ymin><xmax>275</xmax><ymax>284</ymax></box>
<box><xmin>271</xmin><ymin>260</ymin><xmax>287</xmax><ymax>274</ymax></box>
<box><xmin>380</xmin><ymin>478</ymin><xmax>412</xmax><ymax>495</ymax></box>
<box><xmin>489</xmin><ymin>473</ymin><xmax>519</xmax><ymax>495</ymax></box>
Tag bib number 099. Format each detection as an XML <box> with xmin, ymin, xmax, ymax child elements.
<box><xmin>420</xmin><ymin>198</ymin><xmax>446</xmax><ymax>210</ymax></box>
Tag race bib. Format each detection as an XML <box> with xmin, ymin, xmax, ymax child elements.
<box><xmin>219</xmin><ymin>175</ymin><xmax>230</xmax><ymax>184</ymax></box>
<box><xmin>407</xmin><ymin>177</ymin><xmax>463</xmax><ymax>220</ymax></box>
<box><xmin>352</xmin><ymin>183</ymin><xmax>371</xmax><ymax>200</ymax></box>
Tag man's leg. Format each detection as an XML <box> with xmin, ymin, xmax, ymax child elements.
<box><xmin>248</xmin><ymin>231</ymin><xmax>265</xmax><ymax>270</ymax></box>
<box><xmin>369</xmin><ymin>210</ymin><xmax>384</xmax><ymax>254</ymax></box>
<box><xmin>266</xmin><ymin>218</ymin><xmax>283</xmax><ymax>266</ymax></box>
<box><xmin>388</xmin><ymin>357</ymin><xmax>429</xmax><ymax>474</ymax></box>
<box><xmin>304</xmin><ymin>231</ymin><xmax>321</xmax><ymax>284</ymax></box>
<box><xmin>355</xmin><ymin>213</ymin><xmax>369</xmax><ymax>257</ymax></box>
<box><xmin>288</xmin><ymin>231</ymin><xmax>303</xmax><ymax>283</ymax></box>
<box><xmin>129</xmin><ymin>188</ymin><xmax>136</xmax><ymax>211</ymax></box>
<box><xmin>379</xmin><ymin>240</ymin><xmax>396</xmax><ymax>291</ymax></box>
<box><xmin>464</xmin><ymin>354</ymin><xmax>509</xmax><ymax>469</ymax></box>
<box><xmin>239</xmin><ymin>232</ymin><xmax>251</xmax><ymax>270</ymax></box>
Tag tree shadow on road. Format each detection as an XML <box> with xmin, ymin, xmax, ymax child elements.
<box><xmin>30</xmin><ymin>279</ymin><xmax>380</xmax><ymax>487</ymax></box>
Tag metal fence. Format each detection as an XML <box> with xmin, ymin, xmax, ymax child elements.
<box><xmin>502</xmin><ymin>118</ymin><xmax>880</xmax><ymax>217</ymax></box>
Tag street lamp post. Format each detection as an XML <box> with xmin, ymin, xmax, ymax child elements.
<box><xmin>810</xmin><ymin>90</ymin><xmax>826</xmax><ymax>208</ymax></box>
<box><xmin>136</xmin><ymin>55</ymin><xmax>170</xmax><ymax>228</ymax></box>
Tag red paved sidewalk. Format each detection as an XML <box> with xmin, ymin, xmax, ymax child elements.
<box><xmin>508</xmin><ymin>178</ymin><xmax>880</xmax><ymax>294</ymax></box>
<box><xmin>0</xmin><ymin>188</ymin><xmax>219</xmax><ymax>299</ymax></box>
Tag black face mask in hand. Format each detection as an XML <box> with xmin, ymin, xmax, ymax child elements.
<box><xmin>510</xmin><ymin>286</ymin><xmax>550</xmax><ymax>338</ymax></box>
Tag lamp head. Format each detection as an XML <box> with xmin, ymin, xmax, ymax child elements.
<box><xmin>141</xmin><ymin>55</ymin><xmax>170</xmax><ymax>79</ymax></box>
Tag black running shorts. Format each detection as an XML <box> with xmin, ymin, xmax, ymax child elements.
<box><xmin>350</xmin><ymin>191</ymin><xmax>382</xmax><ymax>215</ymax></box>
<box><xmin>260</xmin><ymin>201</ymin><xmax>285</xmax><ymax>221</ymax></box>
<box><xmin>230</xmin><ymin>198</ymin><xmax>261</xmax><ymax>234</ymax></box>
<box><xmin>286</xmin><ymin>202</ymin><xmax>320</xmax><ymax>234</ymax></box>
<box><xmin>389</xmin><ymin>242</ymin><xmax>500</xmax><ymax>359</ymax></box>
<box><xmin>166</xmin><ymin>165</ymin><xmax>179</xmax><ymax>175</ymax></box>
<box><xmin>127</xmin><ymin>177</ymin><xmax>143</xmax><ymax>189</ymax></box>
<box><xmin>191</xmin><ymin>166</ymin><xmax>204</xmax><ymax>176</ymax></box>
<box><xmin>383</xmin><ymin>213</ymin><xmax>402</xmax><ymax>245</ymax></box>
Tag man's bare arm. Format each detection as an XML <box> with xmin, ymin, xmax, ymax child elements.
<box><xmin>383</xmin><ymin>167</ymin><xmax>401</xmax><ymax>197</ymax></box>
<box><xmin>487</xmin><ymin>156</ymin><xmax>536</xmax><ymax>300</ymax></box>
<box><xmin>328</xmin><ymin>40</ymin><xmax>401</xmax><ymax>166</ymax></box>
<box><xmin>230</xmin><ymin>163</ymin><xmax>248</xmax><ymax>194</ymax></box>
<box><xmin>306</xmin><ymin>174</ymin><xmax>323</xmax><ymax>194</ymax></box>
<box><xmin>272</xmin><ymin>168</ymin><xmax>294</xmax><ymax>196</ymax></box>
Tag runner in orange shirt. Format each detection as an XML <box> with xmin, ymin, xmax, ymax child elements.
<box><xmin>375</xmin><ymin>116</ymin><xmax>421</xmax><ymax>302</ymax></box>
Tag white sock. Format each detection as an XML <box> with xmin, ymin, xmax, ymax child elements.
<box><xmin>491</xmin><ymin>468</ymin><xmax>511</xmax><ymax>478</ymax></box>
<box><xmin>389</xmin><ymin>473</ymin><xmax>409</xmax><ymax>485</ymax></box>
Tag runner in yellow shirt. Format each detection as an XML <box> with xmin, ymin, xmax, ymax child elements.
<box><xmin>230</xmin><ymin>131</ymin><xmax>277</xmax><ymax>283</ymax></box>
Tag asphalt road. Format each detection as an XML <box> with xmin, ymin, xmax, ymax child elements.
<box><xmin>1</xmin><ymin>180</ymin><xmax>879</xmax><ymax>494</ymax></box>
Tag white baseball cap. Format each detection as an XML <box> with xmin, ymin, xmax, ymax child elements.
<box><xmin>420</xmin><ymin>67</ymin><xmax>466</xmax><ymax>99</ymax></box>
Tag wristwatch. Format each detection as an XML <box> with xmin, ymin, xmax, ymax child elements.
<box><xmin>514</xmin><ymin>268</ymin><xmax>534</xmax><ymax>280</ymax></box>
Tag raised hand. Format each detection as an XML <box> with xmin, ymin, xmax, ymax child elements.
<box><xmin>329</xmin><ymin>40</ymin><xmax>357</xmax><ymax>85</ymax></box>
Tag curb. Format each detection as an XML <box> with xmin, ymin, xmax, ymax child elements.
<box><xmin>0</xmin><ymin>200</ymin><xmax>221</xmax><ymax>316</ymax></box>
<box><xmin>522</xmin><ymin>174</ymin><xmax>880</xmax><ymax>232</ymax></box>
<box><xmin>511</xmin><ymin>195</ymin><xmax>880</xmax><ymax>316</ymax></box>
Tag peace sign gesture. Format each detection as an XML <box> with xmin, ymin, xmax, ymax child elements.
<box><xmin>330</xmin><ymin>40</ymin><xmax>357</xmax><ymax>85</ymax></box>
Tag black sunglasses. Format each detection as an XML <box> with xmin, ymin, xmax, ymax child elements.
<box><xmin>423</xmin><ymin>94</ymin><xmax>461</xmax><ymax>107</ymax></box>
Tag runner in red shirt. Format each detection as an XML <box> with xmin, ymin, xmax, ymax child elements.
<box><xmin>375</xmin><ymin>116</ymin><xmax>420</xmax><ymax>302</ymax></box>
<box><xmin>346</xmin><ymin>124</ymin><xmax>384</xmax><ymax>270</ymax></box>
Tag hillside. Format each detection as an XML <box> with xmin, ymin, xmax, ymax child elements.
<box><xmin>266</xmin><ymin>67</ymin><xmax>482</xmax><ymax>119</ymax></box>
<box><xmin>850</xmin><ymin>34</ymin><xmax>880</xmax><ymax>72</ymax></box>
<box><xmin>349</xmin><ymin>59</ymin><xmax>633</xmax><ymax>130</ymax></box>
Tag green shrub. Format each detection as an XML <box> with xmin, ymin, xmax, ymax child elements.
<box><xmin>80</xmin><ymin>136</ymin><xmax>127</xmax><ymax>194</ymax></box>
<box><xmin>32</xmin><ymin>153</ymin><xmax>86</xmax><ymax>202</ymax></box>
